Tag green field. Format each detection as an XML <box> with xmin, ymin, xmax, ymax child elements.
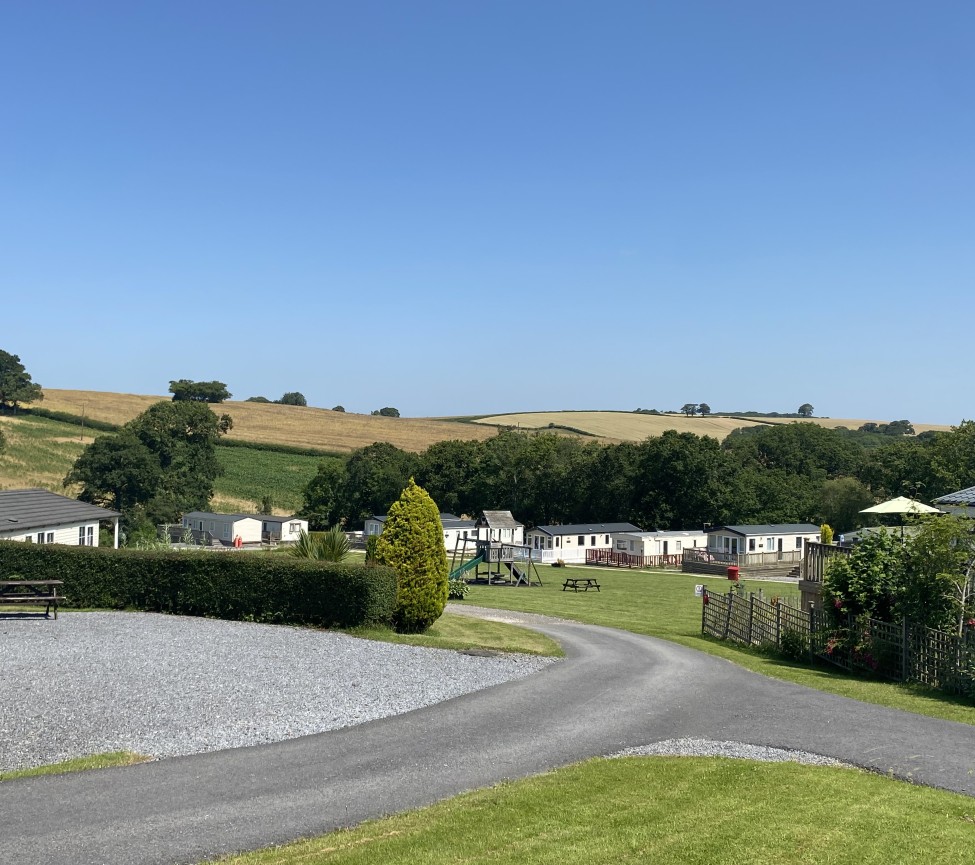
<box><xmin>218</xmin><ymin>756</ymin><xmax>975</xmax><ymax>865</ymax></box>
<box><xmin>0</xmin><ymin>413</ymin><xmax>322</xmax><ymax>514</ymax></box>
<box><xmin>459</xmin><ymin>565</ymin><xmax>975</xmax><ymax>726</ymax></box>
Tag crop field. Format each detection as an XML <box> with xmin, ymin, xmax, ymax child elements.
<box><xmin>42</xmin><ymin>390</ymin><xmax>497</xmax><ymax>454</ymax></box>
<box><xmin>473</xmin><ymin>410</ymin><xmax>952</xmax><ymax>441</ymax></box>
<box><xmin>758</xmin><ymin>416</ymin><xmax>951</xmax><ymax>434</ymax></box>
<box><xmin>0</xmin><ymin>413</ymin><xmax>324</xmax><ymax>514</ymax></box>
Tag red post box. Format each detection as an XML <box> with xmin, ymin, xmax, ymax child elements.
<box><xmin>726</xmin><ymin>565</ymin><xmax>739</xmax><ymax>581</ymax></box>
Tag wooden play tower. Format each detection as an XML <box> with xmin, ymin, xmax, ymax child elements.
<box><xmin>448</xmin><ymin>510</ymin><xmax>542</xmax><ymax>587</ymax></box>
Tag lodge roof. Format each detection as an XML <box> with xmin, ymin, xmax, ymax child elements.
<box><xmin>0</xmin><ymin>489</ymin><xmax>121</xmax><ymax>534</ymax></box>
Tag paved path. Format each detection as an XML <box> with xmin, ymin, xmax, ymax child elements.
<box><xmin>3</xmin><ymin>614</ymin><xmax>974</xmax><ymax>865</ymax></box>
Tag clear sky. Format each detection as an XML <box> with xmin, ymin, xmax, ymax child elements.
<box><xmin>2</xmin><ymin>1</ymin><xmax>972</xmax><ymax>423</ymax></box>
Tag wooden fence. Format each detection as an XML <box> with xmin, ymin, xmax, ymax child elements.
<box><xmin>684</xmin><ymin>547</ymin><xmax>803</xmax><ymax>568</ymax></box>
<box><xmin>585</xmin><ymin>549</ymin><xmax>682</xmax><ymax>569</ymax></box>
<box><xmin>702</xmin><ymin>588</ymin><xmax>975</xmax><ymax>698</ymax></box>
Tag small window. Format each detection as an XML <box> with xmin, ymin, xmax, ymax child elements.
<box><xmin>604</xmin><ymin>534</ymin><xmax>609</xmax><ymax>543</ymax></box>
<box><xmin>749</xmin><ymin>538</ymin><xmax>756</xmax><ymax>552</ymax></box>
<box><xmin>591</xmin><ymin>536</ymin><xmax>596</xmax><ymax>546</ymax></box>
<box><xmin>617</xmin><ymin>540</ymin><xmax>627</xmax><ymax>550</ymax></box>
<box><xmin>290</xmin><ymin>522</ymin><xmax>300</xmax><ymax>533</ymax></box>
<box><xmin>547</xmin><ymin>538</ymin><xmax>552</xmax><ymax>549</ymax></box>
<box><xmin>577</xmin><ymin>536</ymin><xmax>585</xmax><ymax>546</ymax></box>
<box><xmin>676</xmin><ymin>540</ymin><xmax>682</xmax><ymax>551</ymax></box>
<box><xmin>37</xmin><ymin>532</ymin><xmax>44</xmax><ymax>544</ymax></box>
<box><xmin>556</xmin><ymin>537</ymin><xmax>561</xmax><ymax>548</ymax></box>
<box><xmin>86</xmin><ymin>526</ymin><xmax>94</xmax><ymax>545</ymax></box>
<box><xmin>79</xmin><ymin>527</ymin><xmax>86</xmax><ymax>545</ymax></box>
<box><xmin>46</xmin><ymin>533</ymin><xmax>54</xmax><ymax>543</ymax></box>
<box><xmin>795</xmin><ymin>536</ymin><xmax>803</xmax><ymax>549</ymax></box>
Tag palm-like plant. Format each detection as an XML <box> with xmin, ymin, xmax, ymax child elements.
<box><xmin>289</xmin><ymin>526</ymin><xmax>350</xmax><ymax>562</ymax></box>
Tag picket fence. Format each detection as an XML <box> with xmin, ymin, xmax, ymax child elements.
<box><xmin>701</xmin><ymin>588</ymin><xmax>975</xmax><ymax>698</ymax></box>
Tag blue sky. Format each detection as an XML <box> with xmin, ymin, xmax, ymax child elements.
<box><xmin>2</xmin><ymin>1</ymin><xmax>972</xmax><ymax>423</ymax></box>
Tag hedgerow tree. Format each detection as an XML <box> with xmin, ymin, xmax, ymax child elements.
<box><xmin>169</xmin><ymin>379</ymin><xmax>232</xmax><ymax>403</ymax></box>
<box><xmin>277</xmin><ymin>392</ymin><xmax>307</xmax><ymax>406</ymax></box>
<box><xmin>374</xmin><ymin>478</ymin><xmax>448</xmax><ymax>633</ymax></box>
<box><xmin>0</xmin><ymin>350</ymin><xmax>43</xmax><ymax>410</ymax></box>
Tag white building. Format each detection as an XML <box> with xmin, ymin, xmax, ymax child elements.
<box><xmin>705</xmin><ymin>524</ymin><xmax>821</xmax><ymax>558</ymax></box>
<box><xmin>0</xmin><ymin>488</ymin><xmax>121</xmax><ymax>548</ymax></box>
<box><xmin>364</xmin><ymin>513</ymin><xmax>478</xmax><ymax>551</ymax></box>
<box><xmin>612</xmin><ymin>529</ymin><xmax>708</xmax><ymax>559</ymax></box>
<box><xmin>525</xmin><ymin>522</ymin><xmax>642</xmax><ymax>564</ymax></box>
<box><xmin>181</xmin><ymin>511</ymin><xmax>308</xmax><ymax>546</ymax></box>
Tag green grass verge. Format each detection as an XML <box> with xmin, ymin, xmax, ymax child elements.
<box><xmin>0</xmin><ymin>751</ymin><xmax>149</xmax><ymax>781</ymax></box>
<box><xmin>346</xmin><ymin>611</ymin><xmax>562</xmax><ymax>657</ymax></box>
<box><xmin>457</xmin><ymin>565</ymin><xmax>975</xmax><ymax>725</ymax></box>
<box><xmin>216</xmin><ymin>756</ymin><xmax>975</xmax><ymax>864</ymax></box>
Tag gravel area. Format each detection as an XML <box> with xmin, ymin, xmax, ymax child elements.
<box><xmin>0</xmin><ymin>612</ymin><xmax>556</xmax><ymax>772</ymax></box>
<box><xmin>613</xmin><ymin>738</ymin><xmax>850</xmax><ymax>767</ymax></box>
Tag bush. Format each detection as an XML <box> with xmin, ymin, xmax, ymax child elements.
<box><xmin>375</xmin><ymin>478</ymin><xmax>448</xmax><ymax>633</ymax></box>
<box><xmin>0</xmin><ymin>541</ymin><xmax>396</xmax><ymax>628</ymax></box>
<box><xmin>779</xmin><ymin>628</ymin><xmax>808</xmax><ymax>662</ymax></box>
<box><xmin>447</xmin><ymin>576</ymin><xmax>470</xmax><ymax>600</ymax></box>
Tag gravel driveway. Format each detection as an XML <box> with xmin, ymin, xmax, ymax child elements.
<box><xmin>0</xmin><ymin>611</ymin><xmax>556</xmax><ymax>772</ymax></box>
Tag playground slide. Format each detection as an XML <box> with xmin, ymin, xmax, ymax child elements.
<box><xmin>449</xmin><ymin>555</ymin><xmax>483</xmax><ymax>580</ymax></box>
<box><xmin>510</xmin><ymin>564</ymin><xmax>526</xmax><ymax>584</ymax></box>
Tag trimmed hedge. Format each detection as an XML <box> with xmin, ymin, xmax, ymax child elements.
<box><xmin>0</xmin><ymin>541</ymin><xmax>396</xmax><ymax>628</ymax></box>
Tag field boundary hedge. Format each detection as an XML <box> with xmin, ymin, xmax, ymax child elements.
<box><xmin>0</xmin><ymin>542</ymin><xmax>396</xmax><ymax>628</ymax></box>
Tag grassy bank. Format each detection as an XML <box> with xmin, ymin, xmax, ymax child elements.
<box><xmin>0</xmin><ymin>751</ymin><xmax>149</xmax><ymax>782</ymax></box>
<box><xmin>458</xmin><ymin>565</ymin><xmax>975</xmax><ymax>725</ymax></box>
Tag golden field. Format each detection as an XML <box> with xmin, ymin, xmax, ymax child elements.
<box><xmin>473</xmin><ymin>411</ymin><xmax>953</xmax><ymax>441</ymax></box>
<box><xmin>41</xmin><ymin>390</ymin><xmax>498</xmax><ymax>454</ymax></box>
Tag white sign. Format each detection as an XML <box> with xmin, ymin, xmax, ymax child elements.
<box><xmin>694</xmin><ymin>584</ymin><xmax>704</xmax><ymax>597</ymax></box>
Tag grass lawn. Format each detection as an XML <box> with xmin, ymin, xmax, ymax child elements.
<box><xmin>216</xmin><ymin>756</ymin><xmax>975</xmax><ymax>864</ymax></box>
<box><xmin>347</xmin><ymin>611</ymin><xmax>562</xmax><ymax>657</ymax></box>
<box><xmin>0</xmin><ymin>751</ymin><xmax>148</xmax><ymax>782</ymax></box>
<box><xmin>456</xmin><ymin>565</ymin><xmax>975</xmax><ymax>726</ymax></box>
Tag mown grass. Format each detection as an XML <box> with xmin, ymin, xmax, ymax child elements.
<box><xmin>216</xmin><ymin>756</ymin><xmax>975</xmax><ymax>864</ymax></box>
<box><xmin>0</xmin><ymin>751</ymin><xmax>149</xmax><ymax>781</ymax></box>
<box><xmin>347</xmin><ymin>611</ymin><xmax>562</xmax><ymax>656</ymax></box>
<box><xmin>458</xmin><ymin>565</ymin><xmax>975</xmax><ymax>725</ymax></box>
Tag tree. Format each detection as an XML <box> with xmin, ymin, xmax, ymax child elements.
<box><xmin>0</xmin><ymin>350</ymin><xmax>43</xmax><ymax>410</ymax></box>
<box><xmin>820</xmin><ymin>524</ymin><xmax>834</xmax><ymax>545</ymax></box>
<box><xmin>332</xmin><ymin>405</ymin><xmax>346</xmax><ymax>413</ymax></box>
<box><xmin>883</xmin><ymin>419</ymin><xmax>915</xmax><ymax>437</ymax></box>
<box><xmin>168</xmin><ymin>379</ymin><xmax>232</xmax><ymax>403</ymax></box>
<box><xmin>375</xmin><ymin>479</ymin><xmax>448</xmax><ymax>633</ymax></box>
<box><xmin>680</xmin><ymin>403</ymin><xmax>698</xmax><ymax>417</ymax></box>
<box><xmin>257</xmin><ymin>494</ymin><xmax>274</xmax><ymax>515</ymax></box>
<box><xmin>300</xmin><ymin>458</ymin><xmax>346</xmax><ymax>529</ymax></box>
<box><xmin>245</xmin><ymin>396</ymin><xmax>271</xmax><ymax>403</ymax></box>
<box><xmin>815</xmin><ymin>477</ymin><xmax>875</xmax><ymax>533</ymax></box>
<box><xmin>277</xmin><ymin>392</ymin><xmax>307</xmax><ymax>406</ymax></box>
<box><xmin>338</xmin><ymin>442</ymin><xmax>418</xmax><ymax>527</ymax></box>
<box><xmin>65</xmin><ymin>400</ymin><xmax>233</xmax><ymax>528</ymax></box>
<box><xmin>698</xmin><ymin>403</ymin><xmax>711</xmax><ymax>416</ymax></box>
<box><xmin>372</xmin><ymin>407</ymin><xmax>400</xmax><ymax>417</ymax></box>
<box><xmin>798</xmin><ymin>403</ymin><xmax>814</xmax><ymax>417</ymax></box>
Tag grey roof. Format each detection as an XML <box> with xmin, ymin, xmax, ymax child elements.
<box><xmin>711</xmin><ymin>524</ymin><xmax>820</xmax><ymax>537</ymax></box>
<box><xmin>183</xmin><ymin>511</ymin><xmax>300</xmax><ymax>523</ymax></box>
<box><xmin>0</xmin><ymin>489</ymin><xmax>120</xmax><ymax>533</ymax></box>
<box><xmin>933</xmin><ymin>486</ymin><xmax>975</xmax><ymax>506</ymax></box>
<box><xmin>368</xmin><ymin>513</ymin><xmax>475</xmax><ymax>530</ymax></box>
<box><xmin>477</xmin><ymin>510</ymin><xmax>524</xmax><ymax>529</ymax></box>
<box><xmin>532</xmin><ymin>522</ymin><xmax>643</xmax><ymax>536</ymax></box>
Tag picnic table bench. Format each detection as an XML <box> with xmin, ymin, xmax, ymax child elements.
<box><xmin>0</xmin><ymin>580</ymin><xmax>65</xmax><ymax>619</ymax></box>
<box><xmin>562</xmin><ymin>577</ymin><xmax>600</xmax><ymax>592</ymax></box>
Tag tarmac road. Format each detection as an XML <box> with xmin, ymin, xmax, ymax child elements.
<box><xmin>3</xmin><ymin>614</ymin><xmax>974</xmax><ymax>865</ymax></box>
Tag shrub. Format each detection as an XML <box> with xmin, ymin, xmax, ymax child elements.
<box><xmin>820</xmin><ymin>523</ymin><xmax>834</xmax><ymax>546</ymax></box>
<box><xmin>375</xmin><ymin>478</ymin><xmax>448</xmax><ymax>633</ymax></box>
<box><xmin>779</xmin><ymin>628</ymin><xmax>808</xmax><ymax>662</ymax></box>
<box><xmin>289</xmin><ymin>526</ymin><xmax>350</xmax><ymax>562</ymax></box>
<box><xmin>365</xmin><ymin>534</ymin><xmax>379</xmax><ymax>563</ymax></box>
<box><xmin>447</xmin><ymin>576</ymin><xmax>470</xmax><ymax>600</ymax></box>
<box><xmin>0</xmin><ymin>540</ymin><xmax>396</xmax><ymax>628</ymax></box>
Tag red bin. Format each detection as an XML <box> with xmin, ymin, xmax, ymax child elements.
<box><xmin>726</xmin><ymin>565</ymin><xmax>740</xmax><ymax>581</ymax></box>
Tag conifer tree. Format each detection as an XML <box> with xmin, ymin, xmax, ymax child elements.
<box><xmin>375</xmin><ymin>478</ymin><xmax>448</xmax><ymax>633</ymax></box>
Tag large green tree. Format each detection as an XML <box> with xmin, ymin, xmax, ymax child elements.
<box><xmin>375</xmin><ymin>479</ymin><xmax>448</xmax><ymax>633</ymax></box>
<box><xmin>0</xmin><ymin>350</ymin><xmax>43</xmax><ymax>410</ymax></box>
<box><xmin>65</xmin><ymin>400</ymin><xmax>233</xmax><ymax>527</ymax></box>
<box><xmin>169</xmin><ymin>379</ymin><xmax>232</xmax><ymax>403</ymax></box>
<box><xmin>338</xmin><ymin>442</ymin><xmax>418</xmax><ymax>527</ymax></box>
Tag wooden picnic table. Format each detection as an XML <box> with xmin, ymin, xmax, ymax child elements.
<box><xmin>562</xmin><ymin>577</ymin><xmax>600</xmax><ymax>592</ymax></box>
<box><xmin>0</xmin><ymin>579</ymin><xmax>65</xmax><ymax>619</ymax></box>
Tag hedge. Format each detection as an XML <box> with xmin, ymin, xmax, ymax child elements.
<box><xmin>0</xmin><ymin>541</ymin><xmax>397</xmax><ymax>628</ymax></box>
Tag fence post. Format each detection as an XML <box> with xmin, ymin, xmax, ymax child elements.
<box><xmin>724</xmin><ymin>590</ymin><xmax>734</xmax><ymax>639</ymax></box>
<box><xmin>775</xmin><ymin>601</ymin><xmax>782</xmax><ymax>647</ymax></box>
<box><xmin>901</xmin><ymin>618</ymin><xmax>909</xmax><ymax>682</ymax></box>
<box><xmin>701</xmin><ymin>588</ymin><xmax>707</xmax><ymax>634</ymax></box>
<box><xmin>809</xmin><ymin>604</ymin><xmax>816</xmax><ymax>662</ymax></box>
<box><xmin>748</xmin><ymin>594</ymin><xmax>755</xmax><ymax>646</ymax></box>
